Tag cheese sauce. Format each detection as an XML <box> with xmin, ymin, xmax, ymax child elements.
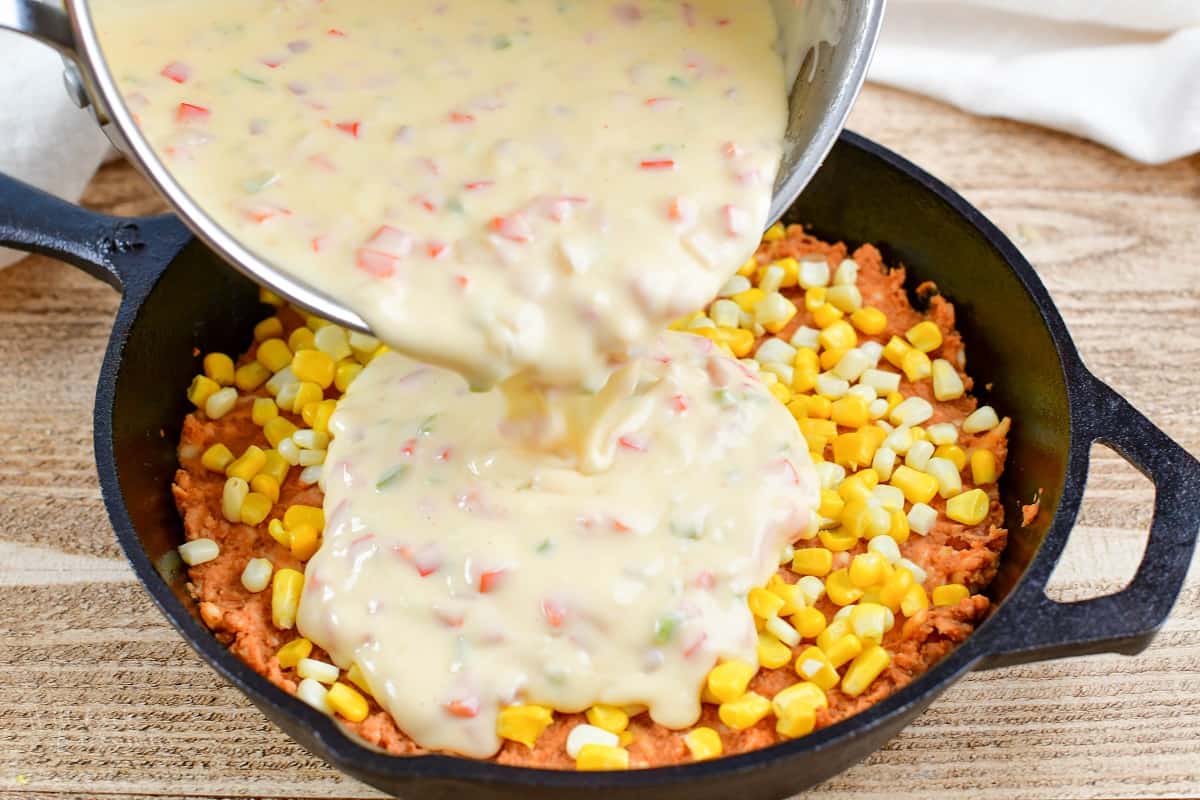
<box><xmin>300</xmin><ymin>333</ymin><xmax>817</xmax><ymax>757</ymax></box>
<box><xmin>94</xmin><ymin>0</ymin><xmax>790</xmax><ymax>390</ymax></box>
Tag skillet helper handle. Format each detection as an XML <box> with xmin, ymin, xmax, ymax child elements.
<box><xmin>0</xmin><ymin>171</ymin><xmax>187</xmax><ymax>294</ymax></box>
<box><xmin>983</xmin><ymin>369</ymin><xmax>1200</xmax><ymax>668</ymax></box>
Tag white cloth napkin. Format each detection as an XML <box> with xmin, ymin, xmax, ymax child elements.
<box><xmin>0</xmin><ymin>30</ymin><xmax>112</xmax><ymax>269</ymax></box>
<box><xmin>867</xmin><ymin>0</ymin><xmax>1200</xmax><ymax>164</ymax></box>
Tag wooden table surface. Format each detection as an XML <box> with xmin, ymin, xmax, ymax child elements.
<box><xmin>1</xmin><ymin>86</ymin><xmax>1197</xmax><ymax>799</ymax></box>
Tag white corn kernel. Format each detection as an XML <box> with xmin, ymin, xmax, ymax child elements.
<box><xmin>868</xmin><ymin>535</ymin><xmax>902</xmax><ymax>564</ymax></box>
<box><xmin>718</xmin><ymin>275</ymin><xmax>751</xmax><ymax>297</ymax></box>
<box><xmin>814</xmin><ymin>462</ymin><xmax>847</xmax><ymax>490</ymax></box>
<box><xmin>241</xmin><ymin>557</ymin><xmax>273</xmax><ymax>592</ymax></box>
<box><xmin>905</xmin><ymin>440</ymin><xmax>935</xmax><ymax>471</ymax></box>
<box><xmin>739</xmin><ymin>358</ymin><xmax>761</xmax><ymax>374</ymax></box>
<box><xmin>296</xmin><ymin>677</ymin><xmax>332</xmax><ymax>713</ymax></box>
<box><xmin>860</xmin><ymin>369</ymin><xmax>901</xmax><ymax>394</ymax></box>
<box><xmin>765</xmin><ymin>615</ymin><xmax>801</xmax><ymax>647</ymax></box>
<box><xmin>265</xmin><ymin>366</ymin><xmax>296</xmax><ymax>397</ymax></box>
<box><xmin>926</xmin><ymin>457</ymin><xmax>963</xmax><ymax>498</ymax></box>
<box><xmin>932</xmin><ymin>359</ymin><xmax>966</xmax><ymax>401</ymax></box>
<box><xmin>815</xmin><ymin>373</ymin><xmax>850</xmax><ymax>398</ymax></box>
<box><xmin>759</xmin><ymin>264</ymin><xmax>786</xmax><ymax>293</ymax></box>
<box><xmin>796</xmin><ymin>575</ymin><xmax>826</xmax><ymax>605</ymax></box>
<box><xmin>832</xmin><ymin>349</ymin><xmax>871</xmax><ymax>382</ymax></box>
<box><xmin>897</xmin><ymin>557</ymin><xmax>928</xmax><ymax>584</ymax></box>
<box><xmin>926</xmin><ymin>423</ymin><xmax>959</xmax><ymax>445</ymax></box>
<box><xmin>314</xmin><ymin>325</ymin><xmax>353</xmax><ymax>361</ymax></box>
<box><xmin>779</xmin><ymin>543</ymin><xmax>796</xmax><ymax>566</ymax></box>
<box><xmin>278</xmin><ymin>437</ymin><xmax>302</xmax><ymax>466</ymax></box>
<box><xmin>859</xmin><ymin>340</ymin><xmax>884</xmax><ymax>368</ymax></box>
<box><xmin>275</xmin><ymin>382</ymin><xmax>301</xmax><ymax>412</ymax></box>
<box><xmin>205</xmin><ymin>387</ymin><xmax>238</xmax><ymax>420</ymax></box>
<box><xmin>797</xmin><ymin>259</ymin><xmax>830</xmax><ymax>289</ymax></box>
<box><xmin>688</xmin><ymin>315</ymin><xmax>717</xmax><ymax>330</ymax></box>
<box><xmin>833</xmin><ymin>259</ymin><xmax>858</xmax><ymax>286</ymax></box>
<box><xmin>907</xmin><ymin>503</ymin><xmax>938</xmax><ymax>535</ymax></box>
<box><xmin>179</xmin><ymin>538</ymin><xmax>219</xmax><ymax>566</ymax></box>
<box><xmin>871</xmin><ymin>484</ymin><xmax>906</xmax><ymax>510</ymax></box>
<box><xmin>222</xmin><ymin>477</ymin><xmax>249</xmax><ymax>523</ymax></box>
<box><xmin>293</xmin><ymin>430</ymin><xmax>330</xmax><ymax>450</ymax></box>
<box><xmin>789</xmin><ymin>326</ymin><xmax>820</xmax><ymax>350</ymax></box>
<box><xmin>566</xmin><ymin>724</ymin><xmax>619</xmax><ymax>758</ymax></box>
<box><xmin>963</xmin><ymin>405</ymin><xmax>1001</xmax><ymax>433</ymax></box>
<box><xmin>847</xmin><ymin>384</ymin><xmax>877</xmax><ymax>402</ymax></box>
<box><xmin>298</xmin><ymin>658</ymin><xmax>340</xmax><ymax>684</ymax></box>
<box><xmin>868</xmin><ymin>398</ymin><xmax>890</xmax><ymax>420</ymax></box>
<box><xmin>348</xmin><ymin>331</ymin><xmax>381</xmax><ymax>354</ymax></box>
<box><xmin>826</xmin><ymin>284</ymin><xmax>862</xmax><ymax>312</ymax></box>
<box><xmin>299</xmin><ymin>464</ymin><xmax>324</xmax><ymax>487</ymax></box>
<box><xmin>710</xmin><ymin>299</ymin><xmax>742</xmax><ymax>329</ymax></box>
<box><xmin>298</xmin><ymin>449</ymin><xmax>327</xmax><ymax>467</ymax></box>
<box><xmin>871</xmin><ymin>446</ymin><xmax>897</xmax><ymax>480</ymax></box>
<box><xmin>890</xmin><ymin>397</ymin><xmax>934</xmax><ymax>427</ymax></box>
<box><xmin>883</xmin><ymin>426</ymin><xmax>915</xmax><ymax>455</ymax></box>
<box><xmin>756</xmin><ymin>338</ymin><xmax>797</xmax><ymax>365</ymax></box>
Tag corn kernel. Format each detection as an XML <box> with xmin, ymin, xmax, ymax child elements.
<box><xmin>276</xmin><ymin>637</ymin><xmax>312</xmax><ymax>668</ymax></box>
<box><xmin>258</xmin><ymin>287</ymin><xmax>284</xmax><ymax>307</ymax></box>
<box><xmin>707</xmin><ymin>660</ymin><xmax>756</xmax><ymax>704</ymax></box>
<box><xmin>272</xmin><ymin>568</ymin><xmax>304</xmax><ymax>630</ymax></box>
<box><xmin>934</xmin><ymin>444</ymin><xmax>968</xmax><ymax>471</ymax></box>
<box><xmin>334</xmin><ymin>361</ymin><xmax>363</xmax><ymax>393</ymax></box>
<box><xmin>235</xmin><ymin>361</ymin><xmax>271</xmax><ymax>391</ymax></box>
<box><xmin>811</xmin><ymin>303</ymin><xmax>844</xmax><ymax>329</ymax></box>
<box><xmin>254</xmin><ymin>316</ymin><xmax>284</xmax><ymax>341</ymax></box>
<box><xmin>906</xmin><ymin>321</ymin><xmax>943</xmax><ymax>353</ymax></box>
<box><xmin>187</xmin><ymin>375</ymin><xmax>220</xmax><ymax>408</ymax></box>
<box><xmin>887</xmin><ymin>509</ymin><xmax>911</xmax><ymax>544</ymax></box>
<box><xmin>774</xmin><ymin>699</ymin><xmax>816</xmax><ymax>739</ymax></box>
<box><xmin>250</xmin><ymin>473</ymin><xmax>280</xmax><ymax>504</ymax></box>
<box><xmin>498</xmin><ymin>704</ymin><xmax>555</xmax><ymax>748</ymax></box>
<box><xmin>763</xmin><ymin>222</ymin><xmax>786</xmax><ymax>241</ymax></box>
<box><xmin>260</xmin><ymin>450</ymin><xmax>288</xmax><ymax>484</ymax></box>
<box><xmin>901</xmin><ymin>584</ymin><xmax>930</xmax><ymax>616</ymax></box>
<box><xmin>792</xmin><ymin>547</ymin><xmax>834</xmax><ymax>577</ymax></box>
<box><xmin>933</xmin><ymin>583</ymin><xmax>971</xmax><ymax>608</ymax></box>
<box><xmin>822</xmin><ymin>633</ymin><xmax>863</xmax><ymax>668</ymax></box>
<box><xmin>576</xmin><ymin>744</ymin><xmax>629</xmax><ymax>771</ymax></box>
<box><xmin>289</xmin><ymin>523</ymin><xmax>321</xmax><ymax>561</ymax></box>
<box><xmin>963</xmin><ymin>405</ymin><xmax>1001</xmax><ymax>434</ymax></box>
<box><xmin>837</xmin><ymin>470</ymin><xmax>878</xmax><ymax>502</ymax></box>
<box><xmin>737</xmin><ymin>257</ymin><xmax>759</xmax><ymax>277</ymax></box>
<box><xmin>292</xmin><ymin>381</ymin><xmax>323</xmax><ymax>414</ymax></box>
<box><xmin>806</xmin><ymin>396</ymin><xmax>832</xmax><ymax>420</ymax></box>
<box><xmin>684</xmin><ymin>727</ymin><xmax>722</xmax><ymax>761</ymax></box>
<box><xmin>849</xmin><ymin>603</ymin><xmax>893</xmax><ymax>645</ymax></box>
<box><xmin>901</xmin><ymin>349</ymin><xmax>932</xmax><ymax>382</ymax></box>
<box><xmin>285</xmin><ymin>505</ymin><xmax>325</xmax><ymax>531</ymax></box>
<box><xmin>718</xmin><ymin>692</ymin><xmax>771</xmax><ymax>731</ymax></box>
<box><xmin>748</xmin><ymin>587</ymin><xmax>786</xmax><ymax>619</ymax></box>
<box><xmin>832</xmin><ymin>431</ymin><xmax>877</xmax><ymax>469</ymax></box>
<box><xmin>848</xmin><ymin>552</ymin><xmax>889</xmax><ymax>588</ymax></box>
<box><xmin>263</xmin><ymin>416</ymin><xmax>298</xmax><ymax>448</ymax></box>
<box><xmin>878</xmin><ymin>568</ymin><xmax>914</xmax><ymax>611</ymax></box>
<box><xmin>772</xmin><ymin>682</ymin><xmax>828</xmax><ymax>718</ymax></box>
<box><xmin>890</xmin><ymin>465</ymin><xmax>940</xmax><ymax>505</ymax></box>
<box><xmin>849</xmin><ymin>306</ymin><xmax>888</xmax><ymax>336</ymax></box>
<box><xmin>946</xmin><ymin>488</ymin><xmax>990</xmax><ymax>525</ymax></box>
<box><xmin>794</xmin><ymin>646</ymin><xmax>839</xmax><ymax>690</ymax></box>
<box><xmin>221</xmin><ymin>477</ymin><xmax>248</xmax><ymax>523</ymax></box>
<box><xmin>227</xmin><ymin>445</ymin><xmax>267</xmax><ymax>482</ymax></box>
<box><xmin>268</xmin><ymin>518</ymin><xmax>291</xmax><ymax>547</ymax></box>
<box><xmin>841</xmin><ymin>644</ymin><xmax>891</xmax><ymax>697</ymax></box>
<box><xmin>731</xmin><ymin>288</ymin><xmax>765</xmax><ymax>313</ymax></box>
<box><xmin>818</xmin><ymin>321</ymin><xmax>857</xmax><ymax>352</ymax></box>
<box><xmin>288</xmin><ymin>326</ymin><xmax>316</xmax><ymax>353</ymax></box>
<box><xmin>971</xmin><ymin>449</ymin><xmax>998</xmax><ymax>484</ymax></box>
<box><xmin>769</xmin><ymin>580</ymin><xmax>806</xmax><ymax>616</ymax></box>
<box><xmin>757</xmin><ymin>633</ymin><xmax>793</xmax><ymax>669</ymax></box>
<box><xmin>256</xmin><ymin>338</ymin><xmax>293</xmax><ymax>372</ymax></box>
<box><xmin>931</xmin><ymin>358</ymin><xmax>965</xmax><ymax>400</ymax></box>
<box><xmin>831</xmin><ymin>395</ymin><xmax>870</xmax><ymax>429</ymax></box>
<box><xmin>825</xmin><ymin>568</ymin><xmax>863</xmax><ymax>606</ymax></box>
<box><xmin>819</xmin><ymin>346</ymin><xmax>848</xmax><ymax>371</ymax></box>
<box><xmin>240</xmin><ymin>492</ymin><xmax>272</xmax><ymax>526</ymax></box>
<box><xmin>768</xmin><ymin>381</ymin><xmax>792</xmax><ymax>404</ymax></box>
<box><xmin>882</xmin><ymin>336</ymin><xmax>911</xmax><ymax>368</ymax></box>
<box><xmin>792</xmin><ymin>606</ymin><xmax>827</xmax><ymax>639</ymax></box>
<box><xmin>201</xmin><ymin>443</ymin><xmax>235</xmax><ymax>473</ymax></box>
<box><xmin>293</xmin><ymin>350</ymin><xmax>336</xmax><ymax>389</ymax></box>
<box><xmin>346</xmin><ymin>663</ymin><xmax>372</xmax><ymax>696</ymax></box>
<box><xmin>327</xmin><ymin>682</ymin><xmax>370</xmax><ymax>723</ymax></box>
<box><xmin>819</xmin><ymin>528</ymin><xmax>859</xmax><ymax>552</ymax></box>
<box><xmin>203</xmin><ymin>353</ymin><xmax>236</xmax><ymax>386</ymax></box>
<box><xmin>248</xmin><ymin>397</ymin><xmax>277</xmax><ymax>426</ymax></box>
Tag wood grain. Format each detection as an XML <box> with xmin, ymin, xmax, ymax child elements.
<box><xmin>0</xmin><ymin>85</ymin><xmax>1197</xmax><ymax>799</ymax></box>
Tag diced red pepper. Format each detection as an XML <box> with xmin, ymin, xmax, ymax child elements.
<box><xmin>175</xmin><ymin>102</ymin><xmax>210</xmax><ymax>125</ymax></box>
<box><xmin>327</xmin><ymin>28</ymin><xmax>346</xmax><ymax>37</ymax></box>
<box><xmin>433</xmin><ymin>607</ymin><xmax>464</xmax><ymax>628</ymax></box>
<box><xmin>367</xmin><ymin>225</ymin><xmax>413</xmax><ymax>256</ymax></box>
<box><xmin>412</xmin><ymin>194</ymin><xmax>438</xmax><ymax>213</ymax></box>
<box><xmin>355</xmin><ymin>248</ymin><xmax>399</xmax><ymax>278</ymax></box>
<box><xmin>667</xmin><ymin>196</ymin><xmax>695</xmax><ymax>223</ymax></box>
<box><xmin>311</xmin><ymin>235</ymin><xmax>329</xmax><ymax>253</ymax></box>
<box><xmin>454</xmin><ymin>274</ymin><xmax>470</xmax><ymax>290</ymax></box>
<box><xmin>335</xmin><ymin>120</ymin><xmax>361</xmax><ymax>137</ymax></box>
<box><xmin>445</xmin><ymin>698</ymin><xmax>480</xmax><ymax>718</ymax></box>
<box><xmin>160</xmin><ymin>61</ymin><xmax>190</xmax><ymax>84</ymax></box>
<box><xmin>684</xmin><ymin>631</ymin><xmax>707</xmax><ymax>657</ymax></box>
<box><xmin>449</xmin><ymin>111</ymin><xmax>475</xmax><ymax>124</ymax></box>
<box><xmin>541</xmin><ymin>598</ymin><xmax>566</xmax><ymax>628</ymax></box>
<box><xmin>488</xmin><ymin>214</ymin><xmax>532</xmax><ymax>243</ymax></box>
<box><xmin>694</xmin><ymin>570</ymin><xmax>715</xmax><ymax>590</ymax></box>
<box><xmin>260</xmin><ymin>57</ymin><xmax>283</xmax><ymax>69</ymax></box>
<box><xmin>640</xmin><ymin>158</ymin><xmax>676</xmax><ymax>170</ymax></box>
<box><xmin>478</xmin><ymin>569</ymin><xmax>505</xmax><ymax>593</ymax></box>
<box><xmin>670</xmin><ymin>393</ymin><xmax>689</xmax><ymax>414</ymax></box>
<box><xmin>242</xmin><ymin>204</ymin><xmax>290</xmax><ymax>224</ymax></box>
<box><xmin>722</xmin><ymin>141</ymin><xmax>741</xmax><ymax>159</ymax></box>
<box><xmin>463</xmin><ymin>180</ymin><xmax>493</xmax><ymax>191</ymax></box>
<box><xmin>611</xmin><ymin>518</ymin><xmax>632</xmax><ymax>533</ymax></box>
<box><xmin>644</xmin><ymin>97</ymin><xmax>674</xmax><ymax>107</ymax></box>
<box><xmin>426</xmin><ymin>240</ymin><xmax>448</xmax><ymax>259</ymax></box>
<box><xmin>618</xmin><ymin>435</ymin><xmax>647</xmax><ymax>452</ymax></box>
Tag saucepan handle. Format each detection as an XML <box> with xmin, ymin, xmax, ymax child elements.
<box><xmin>0</xmin><ymin>171</ymin><xmax>189</xmax><ymax>297</ymax></box>
<box><xmin>981</xmin><ymin>367</ymin><xmax>1200</xmax><ymax>668</ymax></box>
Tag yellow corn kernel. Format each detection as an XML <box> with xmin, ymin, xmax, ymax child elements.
<box><xmin>227</xmin><ymin>445</ymin><xmax>267</xmax><ymax>482</ymax></box>
<box><xmin>763</xmin><ymin>222</ymin><xmax>786</xmax><ymax>241</ymax></box>
<box><xmin>901</xmin><ymin>584</ymin><xmax>930</xmax><ymax>616</ymax></box>
<box><xmin>304</xmin><ymin>398</ymin><xmax>336</xmax><ymax>435</ymax></box>
<box><xmin>256</xmin><ymin>338</ymin><xmax>293</xmax><ymax>372</ymax></box>
<box><xmin>804</xmin><ymin>286</ymin><xmax>826</xmax><ymax>311</ymax></box>
<box><xmin>906</xmin><ymin>321</ymin><xmax>944</xmax><ymax>353</ymax></box>
<box><xmin>724</xmin><ymin>328</ymin><xmax>754</xmax><ymax>359</ymax></box>
<box><xmin>684</xmin><ymin>727</ymin><xmax>723</xmax><ymax>761</ymax></box>
<box><xmin>798</xmin><ymin>418</ymin><xmax>837</xmax><ymax>453</ymax></box>
<box><xmin>817</xmin><ymin>489</ymin><xmax>845</xmax><ymax>520</ymax></box>
<box><xmin>825</xmin><ymin>568</ymin><xmax>864</xmax><ymax>606</ymax></box>
<box><xmin>832</xmin><ymin>431</ymin><xmax>877</xmax><ymax>469</ymax></box>
<box><xmin>187</xmin><ymin>375</ymin><xmax>220</xmax><ymax>408</ymax></box>
<box><xmin>791</xmin><ymin>365</ymin><xmax>819</xmax><ymax>394</ymax></box>
<box><xmin>841</xmin><ymin>645</ymin><xmax>891</xmax><ymax>697</ymax></box>
<box><xmin>293</xmin><ymin>350</ymin><xmax>336</xmax><ymax>389</ymax></box>
<box><xmin>707</xmin><ymin>660</ymin><xmax>757</xmax><ymax>704</ymax></box>
<box><xmin>288</xmin><ymin>326</ymin><xmax>316</xmax><ymax>353</ymax></box>
<box><xmin>203</xmin><ymin>353</ymin><xmax>236</xmax><ymax>386</ymax></box>
<box><xmin>805</xmin><ymin>395</ymin><xmax>832</xmax><ymax>420</ymax></box>
<box><xmin>576</xmin><ymin>744</ymin><xmax>629</xmax><ymax>771</ymax></box>
<box><xmin>250</xmin><ymin>473</ymin><xmax>280</xmax><ymax>504</ymax></box>
<box><xmin>882</xmin><ymin>337</ymin><xmax>910</xmax><ymax>369</ymax></box>
<box><xmin>849</xmin><ymin>306</ymin><xmax>888</xmax><ymax>336</ymax></box>
<box><xmin>498</xmin><ymin>704</ymin><xmax>555</xmax><ymax>748</ymax></box>
<box><xmin>731</xmin><ymin>288</ymin><xmax>765</xmax><ymax>313</ymax></box>
<box><xmin>586</xmin><ymin>704</ymin><xmax>629</xmax><ymax>734</ymax></box>
<box><xmin>816</xmin><ymin>619</ymin><xmax>849</xmax><ymax>652</ymax></box>
<box><xmin>737</xmin><ymin>256</ymin><xmax>759</xmax><ymax>277</ymax></box>
<box><xmin>289</xmin><ymin>523</ymin><xmax>321</xmax><ymax>561</ymax></box>
<box><xmin>792</xmin><ymin>547</ymin><xmax>834</xmax><ymax>577</ymax></box>
<box><xmin>819</xmin><ymin>528</ymin><xmax>859</xmax><ymax>552</ymax></box>
<box><xmin>812</xmin><ymin>303</ymin><xmax>844</xmax><ymax>330</ymax></box>
<box><xmin>235</xmin><ymin>361</ymin><xmax>271</xmax><ymax>392</ymax></box>
<box><xmin>748</xmin><ymin>587</ymin><xmax>786</xmax><ymax>619</ymax></box>
<box><xmin>334</xmin><ymin>361</ymin><xmax>363</xmax><ymax>393</ymax></box>
<box><xmin>901</xmin><ymin>348</ymin><xmax>932</xmax><ymax>382</ymax></box>
<box><xmin>890</xmin><ymin>465</ymin><xmax>940</xmax><ymax>505</ymax></box>
<box><xmin>794</xmin><ymin>646</ymin><xmax>840</xmax><ymax>690</ymax></box>
<box><xmin>838</xmin><ymin>470</ymin><xmax>878</xmax><ymax>502</ymax></box>
<box><xmin>818</xmin><ymin>347</ymin><xmax>847</xmax><ymax>372</ymax></box>
<box><xmin>849</xmin><ymin>603</ymin><xmax>891</xmax><ymax>645</ymax></box>
<box><xmin>718</xmin><ymin>691</ymin><xmax>771</xmax><ymax>731</ymax></box>
<box><xmin>261</xmin><ymin>450</ymin><xmax>288</xmax><ymax>484</ymax></box>
<box><xmin>831</xmin><ymin>395</ymin><xmax>870</xmax><ymax>429</ymax></box>
<box><xmin>258</xmin><ymin>287</ymin><xmax>284</xmax><ymax>307</ymax></box>
<box><xmin>971</xmin><ymin>449</ymin><xmax>998</xmax><ymax>484</ymax></box>
<box><xmin>254</xmin><ymin>316</ymin><xmax>284</xmax><ymax>341</ymax></box>
<box><xmin>327</xmin><ymin>682</ymin><xmax>370</xmax><ymax>723</ymax></box>
<box><xmin>772</xmin><ymin>681</ymin><xmax>828</xmax><ymax>717</ymax></box>
<box><xmin>200</xmin><ymin>443</ymin><xmax>235</xmax><ymax>473</ymax></box>
<box><xmin>848</xmin><ymin>552</ymin><xmax>889</xmax><ymax>588</ymax></box>
<box><xmin>768</xmin><ymin>382</ymin><xmax>792</xmax><ymax>405</ymax></box>
<box><xmin>271</xmin><ymin>568</ymin><xmax>304</xmax><ymax>630</ymax></box>
<box><xmin>345</xmin><ymin>663</ymin><xmax>372</xmax><ymax>696</ymax></box>
<box><xmin>775</xmin><ymin>699</ymin><xmax>816</xmax><ymax>739</ymax></box>
<box><xmin>817</xmin><ymin>320</ymin><xmax>857</xmax><ymax>351</ymax></box>
<box><xmin>263</xmin><ymin>416</ymin><xmax>298</xmax><ymax>448</ymax></box>
<box><xmin>769</xmin><ymin>581</ymin><xmax>806</xmax><ymax>616</ymax></box>
<box><xmin>757</xmin><ymin>633</ymin><xmax>793</xmax><ymax>669</ymax></box>
<box><xmin>292</xmin><ymin>381</ymin><xmax>322</xmax><ymax>414</ymax></box>
<box><xmin>268</xmin><ymin>518</ymin><xmax>291</xmax><ymax>548</ymax></box>
<box><xmin>285</xmin><ymin>504</ymin><xmax>325</xmax><ymax>531</ymax></box>
<box><xmin>933</xmin><ymin>583</ymin><xmax>971</xmax><ymax>607</ymax></box>
<box><xmin>251</xmin><ymin>397</ymin><xmax>279</xmax><ymax>426</ymax></box>
<box><xmin>822</xmin><ymin>633</ymin><xmax>863</xmax><ymax>668</ymax></box>
<box><xmin>792</xmin><ymin>606</ymin><xmax>827</xmax><ymax>639</ymax></box>
<box><xmin>879</xmin><ymin>568</ymin><xmax>915</xmax><ymax>611</ymax></box>
<box><xmin>935</xmin><ymin>444</ymin><xmax>968</xmax><ymax>471</ymax></box>
<box><xmin>276</xmin><ymin>637</ymin><xmax>312</xmax><ymax>668</ymax></box>
<box><xmin>946</xmin><ymin>488</ymin><xmax>990</xmax><ymax>525</ymax></box>
<box><xmin>240</xmin><ymin>492</ymin><xmax>272</xmax><ymax>526</ymax></box>
<box><xmin>791</xmin><ymin>347</ymin><xmax>819</xmax><ymax>372</ymax></box>
<box><xmin>888</xmin><ymin>508</ymin><xmax>911</xmax><ymax>544</ymax></box>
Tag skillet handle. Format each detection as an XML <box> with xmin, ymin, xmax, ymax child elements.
<box><xmin>981</xmin><ymin>369</ymin><xmax>1200</xmax><ymax>668</ymax></box>
<box><xmin>0</xmin><ymin>171</ymin><xmax>188</xmax><ymax>295</ymax></box>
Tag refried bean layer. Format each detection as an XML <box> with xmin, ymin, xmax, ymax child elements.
<box><xmin>173</xmin><ymin>225</ymin><xmax>1008</xmax><ymax>768</ymax></box>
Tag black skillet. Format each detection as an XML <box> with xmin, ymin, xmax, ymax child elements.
<box><xmin>2</xmin><ymin>131</ymin><xmax>1197</xmax><ymax>799</ymax></box>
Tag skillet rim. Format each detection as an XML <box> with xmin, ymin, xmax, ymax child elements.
<box><xmin>93</xmin><ymin>130</ymin><xmax>1088</xmax><ymax>790</ymax></box>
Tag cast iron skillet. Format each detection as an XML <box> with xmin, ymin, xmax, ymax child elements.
<box><xmin>1</xmin><ymin>132</ymin><xmax>1197</xmax><ymax>799</ymax></box>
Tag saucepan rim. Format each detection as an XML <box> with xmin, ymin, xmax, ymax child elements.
<box><xmin>88</xmin><ymin>131</ymin><xmax>1098</xmax><ymax>791</ymax></box>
